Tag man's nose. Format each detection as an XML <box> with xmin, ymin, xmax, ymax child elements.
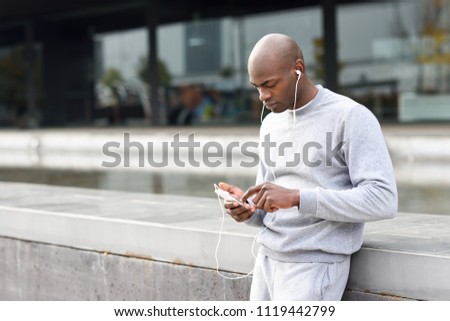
<box><xmin>259</xmin><ymin>88</ymin><xmax>270</xmax><ymax>101</ymax></box>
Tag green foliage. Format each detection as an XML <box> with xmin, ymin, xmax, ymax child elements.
<box><xmin>220</xmin><ymin>66</ymin><xmax>234</xmax><ymax>78</ymax></box>
<box><xmin>312</xmin><ymin>37</ymin><xmax>344</xmax><ymax>82</ymax></box>
<box><xmin>137</xmin><ymin>56</ymin><xmax>171</xmax><ymax>87</ymax></box>
<box><xmin>100</xmin><ymin>67</ymin><xmax>124</xmax><ymax>88</ymax></box>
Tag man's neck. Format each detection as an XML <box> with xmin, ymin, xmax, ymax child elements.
<box><xmin>294</xmin><ymin>81</ymin><xmax>319</xmax><ymax>109</ymax></box>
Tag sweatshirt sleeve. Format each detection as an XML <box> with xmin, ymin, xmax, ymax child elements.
<box><xmin>299</xmin><ymin>105</ymin><xmax>398</xmax><ymax>223</ymax></box>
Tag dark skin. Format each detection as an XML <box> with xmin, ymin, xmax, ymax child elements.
<box><xmin>221</xmin><ymin>33</ymin><xmax>319</xmax><ymax>223</ymax></box>
<box><xmin>219</xmin><ymin>181</ymin><xmax>299</xmax><ymax>222</ymax></box>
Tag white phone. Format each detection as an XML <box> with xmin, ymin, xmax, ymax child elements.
<box><xmin>213</xmin><ymin>184</ymin><xmax>254</xmax><ymax>206</ymax></box>
<box><xmin>214</xmin><ymin>184</ymin><xmax>243</xmax><ymax>205</ymax></box>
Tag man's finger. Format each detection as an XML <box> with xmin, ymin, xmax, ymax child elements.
<box><xmin>241</xmin><ymin>184</ymin><xmax>263</xmax><ymax>202</ymax></box>
<box><xmin>218</xmin><ymin>181</ymin><xmax>232</xmax><ymax>192</ymax></box>
<box><xmin>224</xmin><ymin>201</ymin><xmax>241</xmax><ymax>209</ymax></box>
<box><xmin>219</xmin><ymin>181</ymin><xmax>243</xmax><ymax>198</ymax></box>
<box><xmin>255</xmin><ymin>193</ymin><xmax>267</xmax><ymax>211</ymax></box>
<box><xmin>233</xmin><ymin>211</ymin><xmax>253</xmax><ymax>222</ymax></box>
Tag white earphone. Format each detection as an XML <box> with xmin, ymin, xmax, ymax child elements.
<box><xmin>292</xmin><ymin>70</ymin><xmax>302</xmax><ymax>126</ymax></box>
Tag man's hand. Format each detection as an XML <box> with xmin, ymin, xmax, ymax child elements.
<box><xmin>241</xmin><ymin>182</ymin><xmax>300</xmax><ymax>213</ymax></box>
<box><xmin>218</xmin><ymin>182</ymin><xmax>256</xmax><ymax>222</ymax></box>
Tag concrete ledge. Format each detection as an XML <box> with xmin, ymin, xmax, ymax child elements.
<box><xmin>0</xmin><ymin>183</ymin><xmax>259</xmax><ymax>274</ymax></box>
<box><xmin>0</xmin><ymin>182</ymin><xmax>449</xmax><ymax>300</ymax></box>
<box><xmin>348</xmin><ymin>248</ymin><xmax>450</xmax><ymax>300</ymax></box>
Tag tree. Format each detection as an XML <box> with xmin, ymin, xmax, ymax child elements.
<box><xmin>312</xmin><ymin>37</ymin><xmax>344</xmax><ymax>84</ymax></box>
<box><xmin>137</xmin><ymin>56</ymin><xmax>171</xmax><ymax>87</ymax></box>
<box><xmin>416</xmin><ymin>0</ymin><xmax>450</xmax><ymax>92</ymax></box>
<box><xmin>100</xmin><ymin>67</ymin><xmax>124</xmax><ymax>88</ymax></box>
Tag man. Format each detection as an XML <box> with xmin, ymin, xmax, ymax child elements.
<box><xmin>219</xmin><ymin>33</ymin><xmax>397</xmax><ymax>301</ymax></box>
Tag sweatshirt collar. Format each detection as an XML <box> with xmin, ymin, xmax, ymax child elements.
<box><xmin>289</xmin><ymin>84</ymin><xmax>323</xmax><ymax>116</ymax></box>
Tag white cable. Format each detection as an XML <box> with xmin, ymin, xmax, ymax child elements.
<box><xmin>214</xmin><ymin>193</ymin><xmax>258</xmax><ymax>280</ymax></box>
<box><xmin>292</xmin><ymin>72</ymin><xmax>301</xmax><ymax>128</ymax></box>
<box><xmin>214</xmin><ymin>193</ymin><xmax>276</xmax><ymax>280</ymax></box>
<box><xmin>260</xmin><ymin>101</ymin><xmax>266</xmax><ymax>124</ymax></box>
<box><xmin>214</xmin><ymin>74</ymin><xmax>300</xmax><ymax>280</ymax></box>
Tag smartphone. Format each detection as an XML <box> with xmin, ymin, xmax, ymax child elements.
<box><xmin>213</xmin><ymin>184</ymin><xmax>244</xmax><ymax>205</ymax></box>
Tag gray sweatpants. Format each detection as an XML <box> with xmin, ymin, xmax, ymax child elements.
<box><xmin>250</xmin><ymin>252</ymin><xmax>351</xmax><ymax>301</ymax></box>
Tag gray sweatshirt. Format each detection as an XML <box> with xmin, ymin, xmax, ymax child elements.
<box><xmin>246</xmin><ymin>85</ymin><xmax>398</xmax><ymax>263</ymax></box>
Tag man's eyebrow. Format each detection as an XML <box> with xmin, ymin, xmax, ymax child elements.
<box><xmin>250</xmin><ymin>79</ymin><xmax>272</xmax><ymax>87</ymax></box>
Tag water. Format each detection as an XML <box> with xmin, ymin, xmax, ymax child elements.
<box><xmin>1</xmin><ymin>167</ymin><xmax>449</xmax><ymax>215</ymax></box>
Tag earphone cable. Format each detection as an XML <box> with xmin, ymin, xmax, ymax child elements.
<box><xmin>292</xmin><ymin>71</ymin><xmax>301</xmax><ymax>127</ymax></box>
<box><xmin>214</xmin><ymin>72</ymin><xmax>300</xmax><ymax>279</ymax></box>
<box><xmin>214</xmin><ymin>193</ymin><xmax>258</xmax><ymax>280</ymax></box>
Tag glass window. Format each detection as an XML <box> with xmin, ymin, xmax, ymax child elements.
<box><xmin>337</xmin><ymin>0</ymin><xmax>450</xmax><ymax>121</ymax></box>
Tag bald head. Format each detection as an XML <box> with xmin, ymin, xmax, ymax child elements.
<box><xmin>248</xmin><ymin>33</ymin><xmax>303</xmax><ymax>77</ymax></box>
<box><xmin>247</xmin><ymin>33</ymin><xmax>316</xmax><ymax>113</ymax></box>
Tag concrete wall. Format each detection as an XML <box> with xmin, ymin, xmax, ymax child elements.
<box><xmin>0</xmin><ymin>237</ymin><xmax>404</xmax><ymax>301</ymax></box>
<box><xmin>0</xmin><ymin>237</ymin><xmax>250</xmax><ymax>301</ymax></box>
